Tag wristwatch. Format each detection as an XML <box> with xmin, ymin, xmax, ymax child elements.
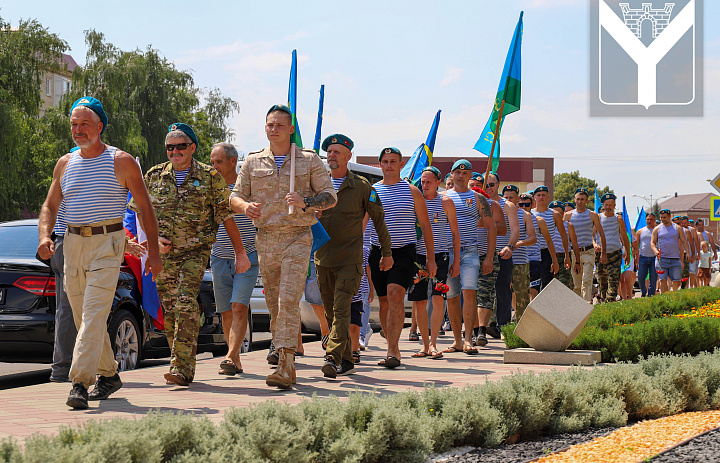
<box><xmin>508</xmin><ymin>244</ymin><xmax>515</xmax><ymax>251</ymax></box>
<box><xmin>302</xmin><ymin>196</ymin><xmax>312</xmax><ymax>212</ymax></box>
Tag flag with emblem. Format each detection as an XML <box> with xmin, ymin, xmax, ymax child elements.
<box><xmin>288</xmin><ymin>49</ymin><xmax>303</xmax><ymax>147</ymax></box>
<box><xmin>400</xmin><ymin>109</ymin><xmax>442</xmax><ymax>182</ymax></box>
<box><xmin>313</xmin><ymin>84</ymin><xmax>324</xmax><ymax>153</ymax></box>
<box><xmin>474</xmin><ymin>11</ymin><xmax>523</xmax><ymax>174</ymax></box>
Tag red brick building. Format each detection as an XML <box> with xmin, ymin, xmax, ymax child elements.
<box><xmin>355</xmin><ymin>156</ymin><xmax>555</xmax><ymax>195</ymax></box>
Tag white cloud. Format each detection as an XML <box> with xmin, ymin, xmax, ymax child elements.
<box><xmin>440</xmin><ymin>67</ymin><xmax>464</xmax><ymax>87</ymax></box>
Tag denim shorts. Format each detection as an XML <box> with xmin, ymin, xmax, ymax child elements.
<box><xmin>689</xmin><ymin>260</ymin><xmax>699</xmax><ymax>274</ymax></box>
<box><xmin>304</xmin><ymin>260</ymin><xmax>323</xmax><ymax>305</ymax></box>
<box><xmin>657</xmin><ymin>257</ymin><xmax>682</xmax><ymax>281</ymax></box>
<box><xmin>447</xmin><ymin>246</ymin><xmax>481</xmax><ymax>298</ymax></box>
<box><xmin>210</xmin><ymin>251</ymin><xmax>260</xmax><ymax>312</ymax></box>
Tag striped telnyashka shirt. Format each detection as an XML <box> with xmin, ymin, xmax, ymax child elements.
<box><xmin>371</xmin><ymin>180</ymin><xmax>416</xmax><ymax>249</ymax></box>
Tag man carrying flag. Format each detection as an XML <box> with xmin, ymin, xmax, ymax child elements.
<box><xmin>231</xmin><ymin>105</ymin><xmax>336</xmax><ymax>389</ymax></box>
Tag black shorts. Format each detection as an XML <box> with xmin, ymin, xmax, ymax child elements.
<box><xmin>529</xmin><ymin>260</ymin><xmax>541</xmax><ymax>289</ymax></box>
<box><xmin>369</xmin><ymin>243</ymin><xmax>416</xmax><ymax>297</ymax></box>
<box><xmin>350</xmin><ymin>300</ymin><xmax>363</xmax><ymax>327</ymax></box>
<box><xmin>408</xmin><ymin>252</ymin><xmax>450</xmax><ymax>301</ymax></box>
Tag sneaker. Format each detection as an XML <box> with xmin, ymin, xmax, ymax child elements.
<box><xmin>438</xmin><ymin>329</ymin><xmax>445</xmax><ymax>337</ymax></box>
<box><xmin>88</xmin><ymin>373</ymin><xmax>123</xmax><ymax>400</ymax></box>
<box><xmin>66</xmin><ymin>383</ymin><xmax>88</xmax><ymax>409</ymax></box>
<box><xmin>487</xmin><ymin>322</ymin><xmax>501</xmax><ymax>339</ymax></box>
<box><xmin>322</xmin><ymin>356</ymin><xmax>338</xmax><ymax>378</ymax></box>
<box><xmin>49</xmin><ymin>376</ymin><xmax>70</xmax><ymax>383</ymax></box>
<box><xmin>267</xmin><ymin>340</ymin><xmax>279</xmax><ymax>365</ymax></box>
<box><xmin>337</xmin><ymin>359</ymin><xmax>356</xmax><ymax>376</ymax></box>
<box><xmin>363</xmin><ymin>329</ymin><xmax>373</xmax><ymax>347</ymax></box>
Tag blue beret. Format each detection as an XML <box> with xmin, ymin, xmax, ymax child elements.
<box><xmin>600</xmin><ymin>193</ymin><xmax>617</xmax><ymax>203</ymax></box>
<box><xmin>379</xmin><ymin>147</ymin><xmax>402</xmax><ymax>161</ymax></box>
<box><xmin>574</xmin><ymin>188</ymin><xmax>589</xmax><ymax>196</ymax></box>
<box><xmin>444</xmin><ymin>173</ymin><xmax>451</xmax><ymax>181</ymax></box>
<box><xmin>421</xmin><ymin>166</ymin><xmax>442</xmax><ymax>179</ymax></box>
<box><xmin>322</xmin><ymin>134</ymin><xmax>354</xmax><ymax>152</ymax></box>
<box><xmin>168</xmin><ymin>122</ymin><xmax>198</xmax><ymax>147</ymax></box>
<box><xmin>566</xmin><ymin>202</ymin><xmax>575</xmax><ymax>209</ymax></box>
<box><xmin>534</xmin><ymin>185</ymin><xmax>549</xmax><ymax>193</ymax></box>
<box><xmin>549</xmin><ymin>200</ymin><xmax>564</xmax><ymax>209</ymax></box>
<box><xmin>471</xmin><ymin>172</ymin><xmax>483</xmax><ymax>181</ymax></box>
<box><xmin>451</xmin><ymin>159</ymin><xmax>472</xmax><ymax>171</ymax></box>
<box><xmin>267</xmin><ymin>104</ymin><xmax>292</xmax><ymax>117</ymax></box>
<box><xmin>502</xmin><ymin>184</ymin><xmax>519</xmax><ymax>194</ymax></box>
<box><xmin>70</xmin><ymin>146</ymin><xmax>80</xmax><ymax>153</ymax></box>
<box><xmin>70</xmin><ymin>97</ymin><xmax>108</xmax><ymax>135</ymax></box>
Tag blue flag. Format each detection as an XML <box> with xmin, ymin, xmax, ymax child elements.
<box><xmin>621</xmin><ymin>196</ymin><xmax>634</xmax><ymax>273</ymax></box>
<box><xmin>594</xmin><ymin>189</ymin><xmax>602</xmax><ymax>213</ymax></box>
<box><xmin>313</xmin><ymin>84</ymin><xmax>324</xmax><ymax>153</ymax></box>
<box><xmin>287</xmin><ymin>49</ymin><xmax>302</xmax><ymax>147</ymax></box>
<box><xmin>473</xmin><ymin>11</ymin><xmax>523</xmax><ymax>173</ymax></box>
<box><xmin>635</xmin><ymin>208</ymin><xmax>647</xmax><ymax>232</ymax></box>
<box><xmin>400</xmin><ymin>110</ymin><xmax>442</xmax><ymax>182</ymax></box>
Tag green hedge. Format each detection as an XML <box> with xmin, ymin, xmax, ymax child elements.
<box><xmin>3</xmin><ymin>351</ymin><xmax>720</xmax><ymax>463</ymax></box>
<box><xmin>502</xmin><ymin>287</ymin><xmax>720</xmax><ymax>362</ymax></box>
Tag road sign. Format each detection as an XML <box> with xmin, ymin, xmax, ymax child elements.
<box><xmin>712</xmin><ymin>197</ymin><xmax>720</xmax><ymax>221</ymax></box>
<box><xmin>710</xmin><ymin>173</ymin><xmax>720</xmax><ymax>195</ymax></box>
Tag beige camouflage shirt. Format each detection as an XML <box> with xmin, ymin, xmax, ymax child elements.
<box><xmin>231</xmin><ymin>145</ymin><xmax>336</xmax><ymax>229</ymax></box>
<box><xmin>130</xmin><ymin>159</ymin><xmax>233</xmax><ymax>252</ymax></box>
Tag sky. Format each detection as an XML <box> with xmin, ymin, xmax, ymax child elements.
<box><xmin>2</xmin><ymin>0</ymin><xmax>719</xmax><ymax>217</ymax></box>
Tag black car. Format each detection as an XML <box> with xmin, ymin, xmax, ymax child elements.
<box><xmin>0</xmin><ymin>220</ymin><xmax>228</xmax><ymax>370</ymax></box>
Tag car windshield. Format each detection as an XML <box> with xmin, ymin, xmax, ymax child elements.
<box><xmin>0</xmin><ymin>225</ymin><xmax>39</xmax><ymax>259</ymax></box>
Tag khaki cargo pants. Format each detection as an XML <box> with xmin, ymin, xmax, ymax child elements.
<box><xmin>256</xmin><ymin>227</ymin><xmax>312</xmax><ymax>351</ymax></box>
<box><xmin>63</xmin><ymin>219</ymin><xmax>125</xmax><ymax>388</ymax></box>
<box><xmin>317</xmin><ymin>263</ymin><xmax>363</xmax><ymax>364</ymax></box>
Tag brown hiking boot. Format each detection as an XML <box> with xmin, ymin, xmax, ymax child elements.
<box><xmin>266</xmin><ymin>347</ymin><xmax>295</xmax><ymax>389</ymax></box>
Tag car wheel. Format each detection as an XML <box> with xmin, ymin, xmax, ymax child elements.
<box><xmin>240</xmin><ymin>306</ymin><xmax>253</xmax><ymax>353</ymax></box>
<box><xmin>109</xmin><ymin>309</ymin><xmax>140</xmax><ymax>371</ymax></box>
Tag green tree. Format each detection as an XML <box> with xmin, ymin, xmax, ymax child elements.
<box><xmin>553</xmin><ymin>171</ymin><xmax>613</xmax><ymax>211</ymax></box>
<box><xmin>0</xmin><ymin>16</ymin><xmax>69</xmax><ymax>221</ymax></box>
<box><xmin>57</xmin><ymin>30</ymin><xmax>238</xmax><ymax>171</ymax></box>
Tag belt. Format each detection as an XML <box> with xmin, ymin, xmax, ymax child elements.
<box><xmin>68</xmin><ymin>222</ymin><xmax>124</xmax><ymax>237</ymax></box>
<box><xmin>578</xmin><ymin>245</ymin><xmax>594</xmax><ymax>252</ymax></box>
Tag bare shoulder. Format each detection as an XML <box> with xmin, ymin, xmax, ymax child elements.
<box><xmin>409</xmin><ymin>183</ymin><xmax>424</xmax><ymax>200</ymax></box>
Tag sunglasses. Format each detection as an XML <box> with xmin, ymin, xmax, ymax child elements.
<box><xmin>485</xmin><ymin>182</ymin><xmax>496</xmax><ymax>187</ymax></box>
<box><xmin>519</xmin><ymin>202</ymin><xmax>531</xmax><ymax>207</ymax></box>
<box><xmin>166</xmin><ymin>143</ymin><xmax>192</xmax><ymax>151</ymax></box>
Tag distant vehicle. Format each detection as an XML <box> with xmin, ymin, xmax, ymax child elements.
<box><xmin>0</xmin><ymin>220</ymin><xmax>226</xmax><ymax>371</ymax></box>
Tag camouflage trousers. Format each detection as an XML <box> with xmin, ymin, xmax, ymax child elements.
<box><xmin>555</xmin><ymin>252</ymin><xmax>574</xmax><ymax>290</ymax></box>
<box><xmin>596</xmin><ymin>249</ymin><xmax>622</xmax><ymax>303</ymax></box>
<box><xmin>256</xmin><ymin>227</ymin><xmax>312</xmax><ymax>351</ymax></box>
<box><xmin>512</xmin><ymin>263</ymin><xmax>530</xmax><ymax>320</ymax></box>
<box><xmin>477</xmin><ymin>251</ymin><xmax>500</xmax><ymax>309</ymax></box>
<box><xmin>156</xmin><ymin>246</ymin><xmax>211</xmax><ymax>381</ymax></box>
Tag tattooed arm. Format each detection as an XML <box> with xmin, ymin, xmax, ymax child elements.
<box><xmin>302</xmin><ymin>192</ymin><xmax>337</xmax><ymax>211</ymax></box>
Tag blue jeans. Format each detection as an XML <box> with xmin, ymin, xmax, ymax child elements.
<box><xmin>638</xmin><ymin>255</ymin><xmax>657</xmax><ymax>296</ymax></box>
<box><xmin>359</xmin><ymin>291</ymin><xmax>371</xmax><ymax>338</ymax></box>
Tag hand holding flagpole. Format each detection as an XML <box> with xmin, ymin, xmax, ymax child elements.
<box><xmin>289</xmin><ymin>143</ymin><xmax>296</xmax><ymax>214</ymax></box>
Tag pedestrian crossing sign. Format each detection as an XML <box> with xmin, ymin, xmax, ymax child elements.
<box><xmin>712</xmin><ymin>197</ymin><xmax>720</xmax><ymax>221</ymax></box>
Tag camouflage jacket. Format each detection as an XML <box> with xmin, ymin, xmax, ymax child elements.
<box><xmin>130</xmin><ymin>159</ymin><xmax>233</xmax><ymax>252</ymax></box>
<box><xmin>231</xmin><ymin>145</ymin><xmax>336</xmax><ymax>229</ymax></box>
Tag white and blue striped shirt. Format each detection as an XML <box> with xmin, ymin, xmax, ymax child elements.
<box><xmin>533</xmin><ymin>208</ymin><xmax>556</xmax><ymax>250</ymax></box>
<box><xmin>513</xmin><ymin>208</ymin><xmax>529</xmax><ymax>265</ymax></box>
<box><xmin>274</xmin><ymin>156</ymin><xmax>286</xmax><ymax>170</ymax></box>
<box><xmin>331</xmin><ymin>177</ymin><xmax>345</xmax><ymax>191</ymax></box>
<box><xmin>212</xmin><ymin>183</ymin><xmax>256</xmax><ymax>258</ymax></box>
<box><xmin>353</xmin><ymin>246</ymin><xmax>371</xmax><ymax>302</ymax></box>
<box><xmin>371</xmin><ymin>180</ymin><xmax>416</xmax><ymax>249</ymax></box>
<box><xmin>528</xmin><ymin>214</ymin><xmax>541</xmax><ymax>262</ymax></box>
<box><xmin>53</xmin><ymin>201</ymin><xmax>67</xmax><ymax>237</ymax></box>
<box><xmin>61</xmin><ymin>146</ymin><xmax>128</xmax><ymax>224</ymax></box>
<box><xmin>175</xmin><ymin>167</ymin><xmax>191</xmax><ymax>187</ymax></box>
<box><xmin>446</xmin><ymin>189</ymin><xmax>479</xmax><ymax>249</ymax></box>
<box><xmin>477</xmin><ymin>200</ymin><xmax>495</xmax><ymax>256</ymax></box>
<box><xmin>417</xmin><ymin>195</ymin><xmax>447</xmax><ymax>255</ymax></box>
<box><xmin>552</xmin><ymin>222</ymin><xmax>567</xmax><ymax>254</ymax></box>
<box><xmin>570</xmin><ymin>209</ymin><xmax>594</xmax><ymax>248</ymax></box>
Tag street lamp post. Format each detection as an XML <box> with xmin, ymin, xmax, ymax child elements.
<box><xmin>633</xmin><ymin>194</ymin><xmax>672</xmax><ymax>214</ymax></box>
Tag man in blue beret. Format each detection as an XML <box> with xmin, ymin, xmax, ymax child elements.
<box><xmin>594</xmin><ymin>193</ymin><xmax>631</xmax><ymax>302</ymax></box>
<box><xmin>38</xmin><ymin>97</ymin><xmax>162</xmax><ymax>409</ymax></box>
<box><xmin>130</xmin><ymin>123</ymin><xmax>251</xmax><ymax>387</ymax></box>
<box><xmin>231</xmin><ymin>105</ymin><xmax>337</xmax><ymax>388</ymax></box>
<box><xmin>315</xmin><ymin>134</ymin><xmax>391</xmax><ymax>377</ymax></box>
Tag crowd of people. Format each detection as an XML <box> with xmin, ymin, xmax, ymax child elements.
<box><xmin>37</xmin><ymin>96</ymin><xmax>718</xmax><ymax>410</ymax></box>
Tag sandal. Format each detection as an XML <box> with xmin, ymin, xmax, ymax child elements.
<box><xmin>378</xmin><ymin>356</ymin><xmax>401</xmax><ymax>369</ymax></box>
<box><xmin>164</xmin><ymin>371</ymin><xmax>190</xmax><ymax>386</ymax></box>
<box><xmin>429</xmin><ymin>349</ymin><xmax>443</xmax><ymax>359</ymax></box>
<box><xmin>463</xmin><ymin>343</ymin><xmax>478</xmax><ymax>355</ymax></box>
<box><xmin>352</xmin><ymin>351</ymin><xmax>361</xmax><ymax>364</ymax></box>
<box><xmin>412</xmin><ymin>351</ymin><xmax>428</xmax><ymax>358</ymax></box>
<box><xmin>408</xmin><ymin>332</ymin><xmax>419</xmax><ymax>341</ymax></box>
<box><xmin>321</xmin><ymin>334</ymin><xmax>329</xmax><ymax>350</ymax></box>
<box><xmin>442</xmin><ymin>345</ymin><xmax>463</xmax><ymax>353</ymax></box>
<box><xmin>218</xmin><ymin>360</ymin><xmax>242</xmax><ymax>376</ymax></box>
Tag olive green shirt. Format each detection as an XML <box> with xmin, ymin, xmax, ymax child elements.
<box><xmin>129</xmin><ymin>159</ymin><xmax>232</xmax><ymax>252</ymax></box>
<box><xmin>315</xmin><ymin>170</ymin><xmax>391</xmax><ymax>267</ymax></box>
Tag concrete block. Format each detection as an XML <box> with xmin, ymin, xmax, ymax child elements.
<box><xmin>514</xmin><ymin>278</ymin><xmax>594</xmax><ymax>352</ymax></box>
<box><xmin>503</xmin><ymin>348</ymin><xmax>602</xmax><ymax>366</ymax></box>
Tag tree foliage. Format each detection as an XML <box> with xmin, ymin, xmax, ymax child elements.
<box><xmin>0</xmin><ymin>20</ymin><xmax>239</xmax><ymax>221</ymax></box>
<box><xmin>553</xmin><ymin>171</ymin><xmax>614</xmax><ymax>210</ymax></box>
<box><xmin>0</xmin><ymin>17</ymin><xmax>69</xmax><ymax>221</ymax></box>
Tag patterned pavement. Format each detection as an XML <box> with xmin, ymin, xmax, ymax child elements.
<box><xmin>0</xmin><ymin>329</ymin><xmax>583</xmax><ymax>442</ymax></box>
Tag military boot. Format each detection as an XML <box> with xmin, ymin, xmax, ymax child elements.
<box><xmin>266</xmin><ymin>347</ymin><xmax>295</xmax><ymax>389</ymax></box>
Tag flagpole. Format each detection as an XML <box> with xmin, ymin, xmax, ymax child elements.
<box><xmin>289</xmin><ymin>143</ymin><xmax>296</xmax><ymax>214</ymax></box>
<box><xmin>482</xmin><ymin>99</ymin><xmax>505</xmax><ymax>190</ymax></box>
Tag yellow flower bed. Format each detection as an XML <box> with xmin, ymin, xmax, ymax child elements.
<box><xmin>670</xmin><ymin>299</ymin><xmax>720</xmax><ymax>319</ymax></box>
